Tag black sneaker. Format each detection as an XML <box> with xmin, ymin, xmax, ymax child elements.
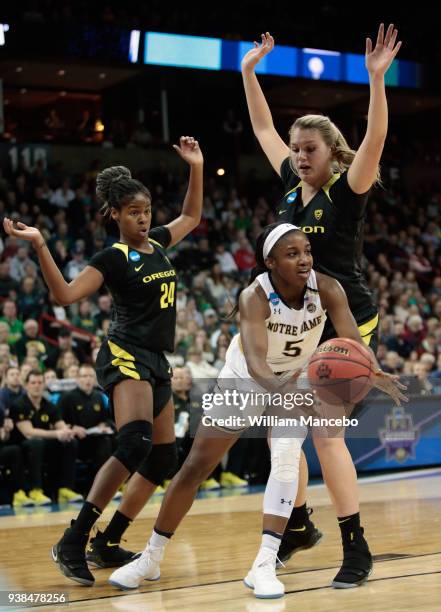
<box><xmin>277</xmin><ymin>508</ymin><xmax>323</xmax><ymax>566</ymax></box>
<box><xmin>86</xmin><ymin>530</ymin><xmax>141</xmax><ymax>568</ymax></box>
<box><xmin>51</xmin><ymin>520</ymin><xmax>94</xmax><ymax>586</ymax></box>
<box><xmin>332</xmin><ymin>527</ymin><xmax>372</xmax><ymax>588</ymax></box>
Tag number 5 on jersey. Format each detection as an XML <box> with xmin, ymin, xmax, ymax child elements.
<box><xmin>160</xmin><ymin>281</ymin><xmax>176</xmax><ymax>309</ymax></box>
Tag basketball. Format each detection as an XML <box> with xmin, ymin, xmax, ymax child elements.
<box><xmin>307</xmin><ymin>338</ymin><xmax>375</xmax><ymax>405</ymax></box>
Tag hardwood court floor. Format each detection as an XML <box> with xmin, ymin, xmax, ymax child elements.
<box><xmin>0</xmin><ymin>469</ymin><xmax>440</xmax><ymax>611</ymax></box>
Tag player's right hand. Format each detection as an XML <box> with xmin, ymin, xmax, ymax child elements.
<box><xmin>372</xmin><ymin>370</ymin><xmax>408</xmax><ymax>406</ymax></box>
<box><xmin>241</xmin><ymin>32</ymin><xmax>274</xmax><ymax>72</ymax></box>
<box><xmin>3</xmin><ymin>217</ymin><xmax>43</xmax><ymax>247</ymax></box>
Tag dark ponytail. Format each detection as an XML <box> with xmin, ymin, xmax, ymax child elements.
<box><xmin>96</xmin><ymin>165</ymin><xmax>151</xmax><ymax>219</ymax></box>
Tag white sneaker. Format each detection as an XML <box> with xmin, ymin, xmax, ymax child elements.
<box><xmin>243</xmin><ymin>548</ymin><xmax>285</xmax><ymax>599</ymax></box>
<box><xmin>108</xmin><ymin>545</ymin><xmax>163</xmax><ymax>590</ymax></box>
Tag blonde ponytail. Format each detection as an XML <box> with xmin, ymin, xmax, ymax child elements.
<box><xmin>290</xmin><ymin>114</ymin><xmax>381</xmax><ymax>186</ymax></box>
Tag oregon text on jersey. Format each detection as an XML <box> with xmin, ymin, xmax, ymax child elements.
<box><xmin>89</xmin><ymin>226</ymin><xmax>177</xmax><ymax>353</ymax></box>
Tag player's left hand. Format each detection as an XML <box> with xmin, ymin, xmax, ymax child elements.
<box><xmin>372</xmin><ymin>370</ymin><xmax>408</xmax><ymax>406</ymax></box>
<box><xmin>366</xmin><ymin>23</ymin><xmax>402</xmax><ymax>77</ymax></box>
<box><xmin>173</xmin><ymin>136</ymin><xmax>203</xmax><ymax>166</ymax></box>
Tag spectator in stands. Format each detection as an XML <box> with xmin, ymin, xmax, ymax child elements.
<box><xmin>403</xmin><ymin>314</ymin><xmax>427</xmax><ymax>349</ymax></box>
<box><xmin>215</xmin><ymin>243</ymin><xmax>238</xmax><ymax>274</ymax></box>
<box><xmin>58</xmin><ymin>364</ymin><xmax>114</xmax><ymax>492</ymax></box>
<box><xmin>9</xmin><ymin>246</ymin><xmax>38</xmax><ymax>283</ymax></box>
<box><xmin>0</xmin><ymin>300</ymin><xmax>23</xmax><ymax>346</ymax></box>
<box><xmin>72</xmin><ymin>299</ymin><xmax>98</xmax><ymax>335</ymax></box>
<box><xmin>0</xmin><ymin>404</ymin><xmax>32</xmax><ymax>507</ymax></box>
<box><xmin>9</xmin><ymin>370</ymin><xmax>82</xmax><ymax>505</ymax></box>
<box><xmin>55</xmin><ymin>350</ymin><xmax>79</xmax><ymax>379</ymax></box>
<box><xmin>381</xmin><ymin>351</ymin><xmax>404</xmax><ymax>374</ymax></box>
<box><xmin>0</xmin><ymin>343</ymin><xmax>18</xmax><ymax>368</ymax></box>
<box><xmin>46</xmin><ymin>328</ymin><xmax>86</xmax><ymax>369</ymax></box>
<box><xmin>93</xmin><ymin>294</ymin><xmax>112</xmax><ymax>330</ymax></box>
<box><xmin>17</xmin><ymin>275</ymin><xmax>45</xmax><ymax>321</ymax></box>
<box><xmin>0</xmin><ymin>261</ymin><xmax>19</xmax><ymax>300</ymax></box>
<box><xmin>15</xmin><ymin>319</ymin><xmax>48</xmax><ymax>365</ymax></box>
<box><xmin>413</xmin><ymin>362</ymin><xmax>434</xmax><ymax>395</ymax></box>
<box><xmin>0</xmin><ymin>366</ymin><xmax>24</xmax><ymax>414</ymax></box>
<box><xmin>50</xmin><ymin>180</ymin><xmax>76</xmax><ymax>210</ymax></box>
<box><xmin>185</xmin><ymin>347</ymin><xmax>218</xmax><ymax>378</ymax></box>
<box><xmin>64</xmin><ymin>244</ymin><xmax>88</xmax><ymax>281</ymax></box>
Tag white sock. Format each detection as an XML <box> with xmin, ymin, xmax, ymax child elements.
<box><xmin>149</xmin><ymin>528</ymin><xmax>171</xmax><ymax>550</ymax></box>
<box><xmin>260</xmin><ymin>532</ymin><xmax>281</xmax><ymax>554</ymax></box>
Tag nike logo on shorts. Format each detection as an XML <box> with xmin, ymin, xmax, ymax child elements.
<box><xmin>289</xmin><ymin>526</ymin><xmax>306</xmax><ymax>532</ymax></box>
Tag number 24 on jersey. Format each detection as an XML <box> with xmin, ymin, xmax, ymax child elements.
<box><xmin>160</xmin><ymin>281</ymin><xmax>176</xmax><ymax>309</ymax></box>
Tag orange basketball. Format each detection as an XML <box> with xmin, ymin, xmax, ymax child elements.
<box><xmin>307</xmin><ymin>338</ymin><xmax>375</xmax><ymax>405</ymax></box>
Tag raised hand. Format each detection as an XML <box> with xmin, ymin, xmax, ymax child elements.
<box><xmin>241</xmin><ymin>32</ymin><xmax>274</xmax><ymax>73</ymax></box>
<box><xmin>3</xmin><ymin>217</ymin><xmax>43</xmax><ymax>247</ymax></box>
<box><xmin>372</xmin><ymin>370</ymin><xmax>408</xmax><ymax>406</ymax></box>
<box><xmin>173</xmin><ymin>136</ymin><xmax>203</xmax><ymax>166</ymax></box>
<box><xmin>366</xmin><ymin>23</ymin><xmax>402</xmax><ymax>77</ymax></box>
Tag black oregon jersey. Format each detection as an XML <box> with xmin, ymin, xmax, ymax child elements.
<box><xmin>278</xmin><ymin>157</ymin><xmax>377</xmax><ymax>322</ymax></box>
<box><xmin>57</xmin><ymin>388</ymin><xmax>108</xmax><ymax>429</ymax></box>
<box><xmin>89</xmin><ymin>226</ymin><xmax>177</xmax><ymax>353</ymax></box>
<box><xmin>10</xmin><ymin>395</ymin><xmax>61</xmax><ymax>443</ymax></box>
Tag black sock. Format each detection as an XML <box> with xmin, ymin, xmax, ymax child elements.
<box><xmin>153</xmin><ymin>526</ymin><xmax>173</xmax><ymax>539</ymax></box>
<box><xmin>68</xmin><ymin>501</ymin><xmax>102</xmax><ymax>539</ymax></box>
<box><xmin>262</xmin><ymin>530</ymin><xmax>282</xmax><ymax>539</ymax></box>
<box><xmin>287</xmin><ymin>502</ymin><xmax>309</xmax><ymax>529</ymax></box>
<box><xmin>101</xmin><ymin>511</ymin><xmax>132</xmax><ymax>543</ymax></box>
<box><xmin>337</xmin><ymin>512</ymin><xmax>362</xmax><ymax>543</ymax></box>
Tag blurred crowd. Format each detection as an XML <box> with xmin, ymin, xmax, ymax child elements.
<box><xmin>0</xmin><ymin>145</ymin><xmax>440</xmax><ymax>508</ymax></box>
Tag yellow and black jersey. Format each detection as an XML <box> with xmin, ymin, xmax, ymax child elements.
<box><xmin>9</xmin><ymin>395</ymin><xmax>61</xmax><ymax>443</ymax></box>
<box><xmin>278</xmin><ymin>157</ymin><xmax>377</xmax><ymax>323</ymax></box>
<box><xmin>89</xmin><ymin>226</ymin><xmax>177</xmax><ymax>353</ymax></box>
<box><xmin>57</xmin><ymin>388</ymin><xmax>109</xmax><ymax>429</ymax></box>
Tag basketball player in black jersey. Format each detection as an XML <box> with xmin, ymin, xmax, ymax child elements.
<box><xmin>241</xmin><ymin>24</ymin><xmax>402</xmax><ymax>586</ymax></box>
<box><xmin>3</xmin><ymin>136</ymin><xmax>203</xmax><ymax>586</ymax></box>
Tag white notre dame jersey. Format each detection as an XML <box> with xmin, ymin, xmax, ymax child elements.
<box><xmin>223</xmin><ymin>270</ymin><xmax>327</xmax><ymax>378</ymax></box>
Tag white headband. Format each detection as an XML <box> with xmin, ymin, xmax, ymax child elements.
<box><xmin>263</xmin><ymin>223</ymin><xmax>301</xmax><ymax>259</ymax></box>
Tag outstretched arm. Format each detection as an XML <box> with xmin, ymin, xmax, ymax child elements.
<box><xmin>318</xmin><ymin>273</ymin><xmax>407</xmax><ymax>405</ymax></box>
<box><xmin>165</xmin><ymin>136</ymin><xmax>204</xmax><ymax>247</ymax></box>
<box><xmin>3</xmin><ymin>218</ymin><xmax>103</xmax><ymax>306</ymax></box>
<box><xmin>241</xmin><ymin>33</ymin><xmax>289</xmax><ymax>175</ymax></box>
<box><xmin>348</xmin><ymin>23</ymin><xmax>402</xmax><ymax>194</ymax></box>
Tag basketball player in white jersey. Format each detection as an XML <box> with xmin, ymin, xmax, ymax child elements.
<box><xmin>108</xmin><ymin>223</ymin><xmax>406</xmax><ymax>598</ymax></box>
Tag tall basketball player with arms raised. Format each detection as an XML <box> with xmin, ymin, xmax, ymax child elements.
<box><xmin>241</xmin><ymin>23</ymin><xmax>402</xmax><ymax>586</ymax></box>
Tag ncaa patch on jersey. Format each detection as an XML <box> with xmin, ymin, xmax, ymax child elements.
<box><xmin>314</xmin><ymin>209</ymin><xmax>323</xmax><ymax>220</ymax></box>
<box><xmin>129</xmin><ymin>251</ymin><xmax>141</xmax><ymax>262</ymax></box>
<box><xmin>269</xmin><ymin>292</ymin><xmax>280</xmax><ymax>306</ymax></box>
<box><xmin>307</xmin><ymin>303</ymin><xmax>317</xmax><ymax>313</ymax></box>
<box><xmin>286</xmin><ymin>192</ymin><xmax>297</xmax><ymax>204</ymax></box>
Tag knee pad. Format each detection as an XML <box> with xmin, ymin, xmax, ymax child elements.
<box><xmin>136</xmin><ymin>442</ymin><xmax>178</xmax><ymax>485</ymax></box>
<box><xmin>271</xmin><ymin>437</ymin><xmax>304</xmax><ymax>483</ymax></box>
<box><xmin>113</xmin><ymin>420</ymin><xmax>152</xmax><ymax>473</ymax></box>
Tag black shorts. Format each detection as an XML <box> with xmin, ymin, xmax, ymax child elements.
<box><xmin>320</xmin><ymin>313</ymin><xmax>379</xmax><ymax>355</ymax></box>
<box><xmin>95</xmin><ymin>338</ymin><xmax>172</xmax><ymax>418</ymax></box>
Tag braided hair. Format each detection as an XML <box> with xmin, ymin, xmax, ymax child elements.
<box><xmin>96</xmin><ymin>165</ymin><xmax>151</xmax><ymax>219</ymax></box>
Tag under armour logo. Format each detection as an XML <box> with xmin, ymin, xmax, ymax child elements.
<box><xmin>280</xmin><ymin>499</ymin><xmax>292</xmax><ymax>505</ymax></box>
